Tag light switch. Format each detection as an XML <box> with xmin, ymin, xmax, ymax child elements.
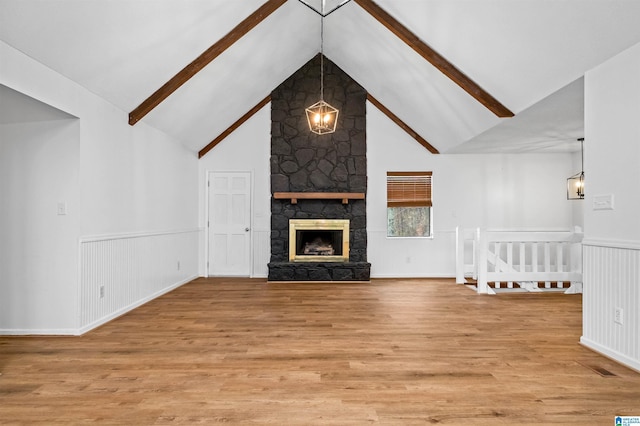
<box><xmin>57</xmin><ymin>202</ymin><xmax>67</xmax><ymax>215</ymax></box>
<box><xmin>593</xmin><ymin>194</ymin><xmax>614</xmax><ymax>211</ymax></box>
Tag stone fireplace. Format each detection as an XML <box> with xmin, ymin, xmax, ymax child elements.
<box><xmin>268</xmin><ymin>54</ymin><xmax>371</xmax><ymax>281</ymax></box>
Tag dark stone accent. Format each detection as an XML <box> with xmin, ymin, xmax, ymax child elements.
<box><xmin>332</xmin><ymin>268</ymin><xmax>354</xmax><ymax>281</ymax></box>
<box><xmin>337</xmin><ymin>142</ymin><xmax>351</xmax><ymax>157</ymax></box>
<box><xmin>268</xmin><ymin>262</ymin><xmax>371</xmax><ymax>281</ymax></box>
<box><xmin>317</xmin><ymin>159</ymin><xmax>334</xmax><ymax>177</ymax></box>
<box><xmin>309</xmin><ymin>268</ymin><xmax>332</xmax><ymax>281</ymax></box>
<box><xmin>269</xmin><ymin>54</ymin><xmax>369</xmax><ymax>281</ymax></box>
<box><xmin>295</xmin><ymin>148</ymin><xmax>315</xmax><ymax>167</ymax></box>
<box><xmin>272</xmin><ymin>138</ymin><xmax>291</xmax><ymax>155</ymax></box>
<box><xmin>271</xmin><ymin>174</ymin><xmax>289</xmax><ymax>193</ymax></box>
<box><xmin>289</xmin><ymin>170</ymin><xmax>308</xmax><ymax>191</ymax></box>
<box><xmin>280</xmin><ymin>160</ymin><xmax>299</xmax><ymax>174</ymax></box>
<box><xmin>309</xmin><ymin>169</ymin><xmax>333</xmax><ymax>189</ymax></box>
<box><xmin>331</xmin><ymin>163</ymin><xmax>348</xmax><ymax>182</ymax></box>
<box><xmin>351</xmin><ymin>132</ymin><xmax>366</xmax><ymax>156</ymax></box>
<box><xmin>271</xmin><ymin>214</ymin><xmax>289</xmax><ymax>231</ymax></box>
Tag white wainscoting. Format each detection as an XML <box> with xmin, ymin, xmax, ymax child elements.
<box><xmin>79</xmin><ymin>229</ymin><xmax>200</xmax><ymax>334</ymax></box>
<box><xmin>581</xmin><ymin>240</ymin><xmax>640</xmax><ymax>372</ymax></box>
<box><xmin>252</xmin><ymin>229</ymin><xmax>270</xmax><ymax>278</ymax></box>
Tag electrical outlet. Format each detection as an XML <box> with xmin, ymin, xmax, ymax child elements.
<box><xmin>99</xmin><ymin>286</ymin><xmax>105</xmax><ymax>299</ymax></box>
<box><xmin>57</xmin><ymin>202</ymin><xmax>67</xmax><ymax>215</ymax></box>
<box><xmin>614</xmin><ymin>307</ymin><xmax>624</xmax><ymax>325</ymax></box>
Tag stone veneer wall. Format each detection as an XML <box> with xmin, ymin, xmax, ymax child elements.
<box><xmin>268</xmin><ymin>54</ymin><xmax>371</xmax><ymax>281</ymax></box>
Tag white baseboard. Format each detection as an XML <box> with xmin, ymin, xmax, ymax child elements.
<box><xmin>370</xmin><ymin>273</ymin><xmax>454</xmax><ymax>279</ymax></box>
<box><xmin>580</xmin><ymin>336</ymin><xmax>640</xmax><ymax>373</ymax></box>
<box><xmin>0</xmin><ymin>327</ymin><xmax>81</xmax><ymax>336</ymax></box>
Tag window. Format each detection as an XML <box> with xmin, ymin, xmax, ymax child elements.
<box><xmin>387</xmin><ymin>171</ymin><xmax>432</xmax><ymax>238</ymax></box>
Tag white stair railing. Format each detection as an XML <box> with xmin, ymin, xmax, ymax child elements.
<box><xmin>455</xmin><ymin>227</ymin><xmax>480</xmax><ymax>284</ymax></box>
<box><xmin>456</xmin><ymin>227</ymin><xmax>583</xmax><ymax>295</ymax></box>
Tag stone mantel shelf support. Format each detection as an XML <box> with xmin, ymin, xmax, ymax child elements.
<box><xmin>273</xmin><ymin>192</ymin><xmax>365</xmax><ymax>205</ymax></box>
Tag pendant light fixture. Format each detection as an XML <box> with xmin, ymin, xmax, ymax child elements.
<box><xmin>567</xmin><ymin>137</ymin><xmax>585</xmax><ymax>200</ymax></box>
<box><xmin>305</xmin><ymin>1</ymin><xmax>339</xmax><ymax>135</ymax></box>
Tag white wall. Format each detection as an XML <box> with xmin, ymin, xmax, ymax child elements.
<box><xmin>1</xmin><ymin>41</ymin><xmax>199</xmax><ymax>334</ymax></box>
<box><xmin>582</xmin><ymin>40</ymin><xmax>640</xmax><ymax>371</ymax></box>
<box><xmin>78</xmin><ymin>106</ymin><xmax>198</xmax><ymax>236</ymax></box>
<box><xmin>367</xmin><ymin>104</ymin><xmax>576</xmax><ymax>277</ymax></box>
<box><xmin>197</xmin><ymin>99</ymin><xmax>577</xmax><ymax>278</ymax></box>
<box><xmin>584</xmin><ymin>43</ymin><xmax>640</xmax><ymax>243</ymax></box>
<box><xmin>0</xmin><ymin>118</ymin><xmax>80</xmax><ymax>333</ymax></box>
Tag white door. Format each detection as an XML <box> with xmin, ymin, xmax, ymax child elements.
<box><xmin>208</xmin><ymin>171</ymin><xmax>252</xmax><ymax>276</ymax></box>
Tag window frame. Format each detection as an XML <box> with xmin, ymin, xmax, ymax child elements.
<box><xmin>386</xmin><ymin>171</ymin><xmax>433</xmax><ymax>239</ymax></box>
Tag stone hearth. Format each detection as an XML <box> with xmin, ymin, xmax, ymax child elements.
<box><xmin>268</xmin><ymin>54</ymin><xmax>370</xmax><ymax>281</ymax></box>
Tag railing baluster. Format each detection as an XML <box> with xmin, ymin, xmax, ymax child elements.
<box><xmin>477</xmin><ymin>229</ymin><xmax>488</xmax><ymax>294</ymax></box>
<box><xmin>455</xmin><ymin>227</ymin><xmax>464</xmax><ymax>284</ymax></box>
<box><xmin>557</xmin><ymin>242</ymin><xmax>564</xmax><ymax>288</ymax></box>
<box><xmin>544</xmin><ymin>242</ymin><xmax>551</xmax><ymax>288</ymax></box>
<box><xmin>506</xmin><ymin>242</ymin><xmax>513</xmax><ymax>288</ymax></box>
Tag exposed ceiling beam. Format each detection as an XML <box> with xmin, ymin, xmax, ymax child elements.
<box><xmin>198</xmin><ymin>95</ymin><xmax>272</xmax><ymax>159</ymax></box>
<box><xmin>354</xmin><ymin>0</ymin><xmax>514</xmax><ymax>118</ymax></box>
<box><xmin>367</xmin><ymin>93</ymin><xmax>439</xmax><ymax>154</ymax></box>
<box><xmin>129</xmin><ymin>0</ymin><xmax>287</xmax><ymax>126</ymax></box>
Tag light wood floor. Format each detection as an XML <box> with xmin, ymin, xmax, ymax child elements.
<box><xmin>1</xmin><ymin>278</ymin><xmax>639</xmax><ymax>425</ymax></box>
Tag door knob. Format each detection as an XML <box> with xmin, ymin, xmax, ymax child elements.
<box><xmin>245</xmin><ymin>227</ymin><xmax>250</xmax><ymax>232</ymax></box>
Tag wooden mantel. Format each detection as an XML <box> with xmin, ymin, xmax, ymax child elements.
<box><xmin>273</xmin><ymin>192</ymin><xmax>365</xmax><ymax>205</ymax></box>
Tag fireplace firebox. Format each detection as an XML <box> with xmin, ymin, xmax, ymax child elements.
<box><xmin>289</xmin><ymin>219</ymin><xmax>349</xmax><ymax>262</ymax></box>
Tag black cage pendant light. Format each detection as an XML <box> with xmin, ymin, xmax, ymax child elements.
<box><xmin>305</xmin><ymin>2</ymin><xmax>339</xmax><ymax>135</ymax></box>
<box><xmin>567</xmin><ymin>137</ymin><xmax>585</xmax><ymax>200</ymax></box>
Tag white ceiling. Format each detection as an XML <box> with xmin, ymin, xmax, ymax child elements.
<box><xmin>0</xmin><ymin>84</ymin><xmax>76</xmax><ymax>124</ymax></box>
<box><xmin>449</xmin><ymin>77</ymin><xmax>585</xmax><ymax>154</ymax></box>
<box><xmin>2</xmin><ymin>0</ymin><xmax>640</xmax><ymax>154</ymax></box>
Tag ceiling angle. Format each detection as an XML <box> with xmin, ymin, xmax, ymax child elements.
<box><xmin>297</xmin><ymin>0</ymin><xmax>352</xmax><ymax>17</ymax></box>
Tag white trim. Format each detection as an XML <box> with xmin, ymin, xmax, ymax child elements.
<box><xmin>205</xmin><ymin>171</ymin><xmax>212</xmax><ymax>277</ymax></box>
<box><xmin>80</xmin><ymin>228</ymin><xmax>201</xmax><ymax>244</ymax></box>
<box><xmin>582</xmin><ymin>238</ymin><xmax>640</xmax><ymax>250</ymax></box>
<box><xmin>0</xmin><ymin>328</ymin><xmax>81</xmax><ymax>336</ymax></box>
<box><xmin>370</xmin><ymin>227</ymin><xmax>574</xmax><ymax>235</ymax></box>
<box><xmin>371</xmin><ymin>273</ymin><xmax>454</xmax><ymax>279</ymax></box>
<box><xmin>484</xmin><ymin>227</ymin><xmax>574</xmax><ymax>233</ymax></box>
<box><xmin>580</xmin><ymin>336</ymin><xmax>640</xmax><ymax>374</ymax></box>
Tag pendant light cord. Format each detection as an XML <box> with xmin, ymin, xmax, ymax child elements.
<box><xmin>581</xmin><ymin>138</ymin><xmax>584</xmax><ymax>173</ymax></box>
<box><xmin>320</xmin><ymin>12</ymin><xmax>324</xmax><ymax>101</ymax></box>
<box><xmin>579</xmin><ymin>137</ymin><xmax>584</xmax><ymax>174</ymax></box>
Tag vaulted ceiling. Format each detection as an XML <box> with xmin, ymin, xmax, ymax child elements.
<box><xmin>2</xmin><ymin>0</ymin><xmax>640</xmax><ymax>154</ymax></box>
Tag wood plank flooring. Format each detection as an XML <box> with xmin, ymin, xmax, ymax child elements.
<box><xmin>1</xmin><ymin>277</ymin><xmax>639</xmax><ymax>424</ymax></box>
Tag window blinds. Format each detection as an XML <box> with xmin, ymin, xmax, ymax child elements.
<box><xmin>386</xmin><ymin>172</ymin><xmax>432</xmax><ymax>207</ymax></box>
